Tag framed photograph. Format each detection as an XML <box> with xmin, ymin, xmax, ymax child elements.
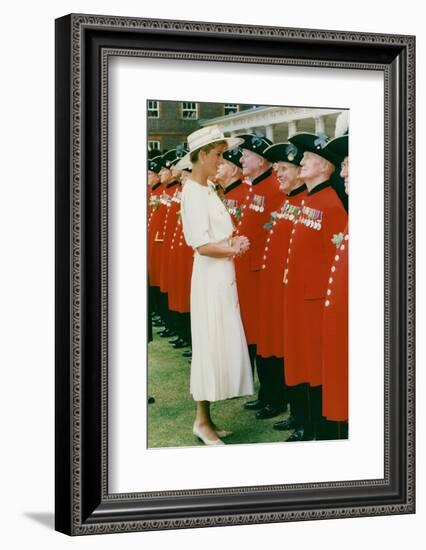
<box><xmin>55</xmin><ymin>14</ymin><xmax>415</xmax><ymax>535</ymax></box>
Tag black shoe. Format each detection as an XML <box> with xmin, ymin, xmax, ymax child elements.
<box><xmin>273</xmin><ymin>415</ymin><xmax>298</xmax><ymax>431</ymax></box>
<box><xmin>147</xmin><ymin>396</ymin><xmax>155</xmax><ymax>404</ymax></box>
<box><xmin>172</xmin><ymin>339</ymin><xmax>188</xmax><ymax>349</ymax></box>
<box><xmin>169</xmin><ymin>336</ymin><xmax>181</xmax><ymax>344</ymax></box>
<box><xmin>152</xmin><ymin>319</ymin><xmax>164</xmax><ymax>327</ymax></box>
<box><xmin>255</xmin><ymin>403</ymin><xmax>287</xmax><ymax>420</ymax></box>
<box><xmin>243</xmin><ymin>399</ymin><xmax>265</xmax><ymax>411</ymax></box>
<box><xmin>182</xmin><ymin>350</ymin><xmax>192</xmax><ymax>358</ymax></box>
<box><xmin>285</xmin><ymin>426</ymin><xmax>314</xmax><ymax>442</ymax></box>
<box><xmin>159</xmin><ymin>329</ymin><xmax>175</xmax><ymax>338</ymax></box>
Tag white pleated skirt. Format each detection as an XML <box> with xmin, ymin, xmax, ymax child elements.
<box><xmin>190</xmin><ymin>252</ymin><xmax>254</xmax><ymax>402</ymax></box>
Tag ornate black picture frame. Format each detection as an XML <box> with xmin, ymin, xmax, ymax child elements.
<box><xmin>55</xmin><ymin>14</ymin><xmax>415</xmax><ymax>535</ymax></box>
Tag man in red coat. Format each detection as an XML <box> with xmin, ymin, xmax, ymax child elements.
<box><xmin>254</xmin><ymin>142</ymin><xmax>308</xmax><ymax>420</ymax></box>
<box><xmin>214</xmin><ymin>147</ymin><xmax>248</xmax><ymax>225</ymax></box>
<box><xmin>321</xmin><ymin>135</ymin><xmax>349</xmax><ymax>439</ymax></box>
<box><xmin>151</xmin><ymin>148</ymin><xmax>186</xmax><ymax>339</ymax></box>
<box><xmin>157</xmin><ymin>147</ymin><xmax>190</xmax><ymax>347</ymax></box>
<box><xmin>283</xmin><ymin>133</ymin><xmax>348</xmax><ymax>441</ymax></box>
<box><xmin>147</xmin><ymin>153</ymin><xmax>165</xmax><ymax>327</ymax></box>
<box><xmin>233</xmin><ymin>133</ymin><xmax>284</xmax><ymax>415</ymax></box>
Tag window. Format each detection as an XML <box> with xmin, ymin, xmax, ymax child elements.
<box><xmin>148</xmin><ymin>140</ymin><xmax>161</xmax><ymax>152</ymax></box>
<box><xmin>181</xmin><ymin>102</ymin><xmax>198</xmax><ymax>119</ymax></box>
<box><xmin>224</xmin><ymin>104</ymin><xmax>239</xmax><ymax>116</ymax></box>
<box><xmin>148</xmin><ymin>100</ymin><xmax>159</xmax><ymax>118</ymax></box>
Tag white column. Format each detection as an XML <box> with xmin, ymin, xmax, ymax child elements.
<box><xmin>288</xmin><ymin>120</ymin><xmax>297</xmax><ymax>138</ymax></box>
<box><xmin>265</xmin><ymin>125</ymin><xmax>274</xmax><ymax>141</ymax></box>
<box><xmin>314</xmin><ymin>116</ymin><xmax>325</xmax><ymax>134</ymax></box>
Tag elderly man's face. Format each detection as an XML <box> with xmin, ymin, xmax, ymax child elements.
<box><xmin>171</xmin><ymin>165</ymin><xmax>182</xmax><ymax>180</ymax></box>
<box><xmin>215</xmin><ymin>159</ymin><xmax>237</xmax><ymax>184</ymax></box>
<box><xmin>240</xmin><ymin>149</ymin><xmax>263</xmax><ymax>179</ymax></box>
<box><xmin>340</xmin><ymin>156</ymin><xmax>349</xmax><ymax>194</ymax></box>
<box><xmin>159</xmin><ymin>167</ymin><xmax>172</xmax><ymax>184</ymax></box>
<box><xmin>300</xmin><ymin>151</ymin><xmax>326</xmax><ymax>179</ymax></box>
<box><xmin>148</xmin><ymin>170</ymin><xmax>159</xmax><ymax>186</ymax></box>
<box><xmin>274</xmin><ymin>161</ymin><xmax>300</xmax><ymax>193</ymax></box>
<box><xmin>181</xmin><ymin>170</ymin><xmax>191</xmax><ymax>184</ymax></box>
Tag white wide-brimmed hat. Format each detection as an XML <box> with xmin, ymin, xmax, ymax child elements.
<box><xmin>176</xmin><ymin>125</ymin><xmax>243</xmax><ymax>170</ymax></box>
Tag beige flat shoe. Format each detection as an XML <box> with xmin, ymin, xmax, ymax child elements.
<box><xmin>193</xmin><ymin>425</ymin><xmax>225</xmax><ymax>446</ymax></box>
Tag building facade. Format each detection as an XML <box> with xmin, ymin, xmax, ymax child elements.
<box><xmin>147</xmin><ymin>100</ymin><xmax>347</xmax><ymax>152</ymax></box>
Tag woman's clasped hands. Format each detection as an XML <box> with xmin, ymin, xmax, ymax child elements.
<box><xmin>231</xmin><ymin>235</ymin><xmax>250</xmax><ymax>256</ymax></box>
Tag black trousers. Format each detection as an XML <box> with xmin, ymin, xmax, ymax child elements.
<box><xmin>169</xmin><ymin>311</ymin><xmax>192</xmax><ymax>345</ymax></box>
<box><xmin>318</xmin><ymin>420</ymin><xmax>349</xmax><ymax>440</ymax></box>
<box><xmin>292</xmin><ymin>385</ymin><xmax>348</xmax><ymax>440</ymax></box>
<box><xmin>288</xmin><ymin>383</ymin><xmax>310</xmax><ymax>427</ymax></box>
<box><xmin>158</xmin><ymin>291</ymin><xmax>174</xmax><ymax>331</ymax></box>
<box><xmin>255</xmin><ymin>355</ymin><xmax>289</xmax><ymax>409</ymax></box>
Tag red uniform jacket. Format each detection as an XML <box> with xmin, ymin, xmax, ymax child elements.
<box><xmin>284</xmin><ymin>181</ymin><xmax>347</xmax><ymax>387</ymax></box>
<box><xmin>322</xmin><ymin>226</ymin><xmax>349</xmax><ymax>421</ymax></box>
<box><xmin>257</xmin><ymin>185</ymin><xmax>307</xmax><ymax>359</ymax></box>
<box><xmin>234</xmin><ymin>168</ymin><xmax>283</xmax><ymax>344</ymax></box>
<box><xmin>147</xmin><ymin>181</ymin><xmax>164</xmax><ymax>285</ymax></box>
<box><xmin>167</xmin><ymin>217</ymin><xmax>193</xmax><ymax>313</ymax></box>
<box><xmin>219</xmin><ymin>179</ymin><xmax>248</xmax><ymax>226</ymax></box>
<box><xmin>148</xmin><ymin>186</ymin><xmax>174</xmax><ymax>287</ymax></box>
<box><xmin>159</xmin><ymin>182</ymin><xmax>181</xmax><ymax>293</ymax></box>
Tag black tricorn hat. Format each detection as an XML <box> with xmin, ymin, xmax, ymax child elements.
<box><xmin>324</xmin><ymin>135</ymin><xmax>348</xmax><ymax>161</ymax></box>
<box><xmin>148</xmin><ymin>154</ymin><xmax>164</xmax><ymax>174</ymax></box>
<box><xmin>162</xmin><ymin>145</ymin><xmax>188</xmax><ymax>169</ymax></box>
<box><xmin>288</xmin><ymin>132</ymin><xmax>341</xmax><ymax>165</ymax></box>
<box><xmin>263</xmin><ymin>142</ymin><xmax>303</xmax><ymax>166</ymax></box>
<box><xmin>222</xmin><ymin>147</ymin><xmax>243</xmax><ymax>169</ymax></box>
<box><xmin>237</xmin><ymin>132</ymin><xmax>273</xmax><ymax>158</ymax></box>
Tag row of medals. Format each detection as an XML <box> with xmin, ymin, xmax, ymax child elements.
<box><xmin>297</xmin><ymin>206</ymin><xmax>323</xmax><ymax>231</ymax></box>
<box><xmin>248</xmin><ymin>194</ymin><xmax>265</xmax><ymax>213</ymax></box>
<box><xmin>223</xmin><ymin>198</ymin><xmax>238</xmax><ymax>216</ymax></box>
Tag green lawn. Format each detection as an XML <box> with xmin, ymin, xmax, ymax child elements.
<box><xmin>147</xmin><ymin>327</ymin><xmax>292</xmax><ymax>448</ymax></box>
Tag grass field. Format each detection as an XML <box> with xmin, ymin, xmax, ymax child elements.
<box><xmin>147</xmin><ymin>326</ymin><xmax>293</xmax><ymax>448</ymax></box>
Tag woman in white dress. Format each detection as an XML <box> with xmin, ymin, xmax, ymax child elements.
<box><xmin>179</xmin><ymin>126</ymin><xmax>254</xmax><ymax>445</ymax></box>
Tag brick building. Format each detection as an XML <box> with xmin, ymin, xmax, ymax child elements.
<box><xmin>147</xmin><ymin>101</ymin><xmax>258</xmax><ymax>152</ymax></box>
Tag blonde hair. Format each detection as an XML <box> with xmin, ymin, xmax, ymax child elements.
<box><xmin>190</xmin><ymin>140</ymin><xmax>227</xmax><ymax>164</ymax></box>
